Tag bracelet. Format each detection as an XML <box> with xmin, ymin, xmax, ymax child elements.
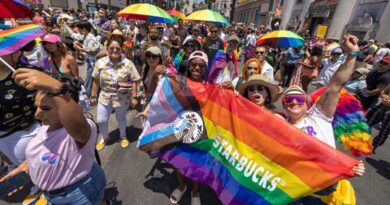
<box><xmin>90</xmin><ymin>96</ymin><xmax>97</xmax><ymax>99</ymax></box>
<box><xmin>348</xmin><ymin>51</ymin><xmax>360</xmax><ymax>57</ymax></box>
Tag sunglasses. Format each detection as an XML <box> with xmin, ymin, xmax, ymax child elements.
<box><xmin>210</xmin><ymin>30</ymin><xmax>218</xmax><ymax>33</ymax></box>
<box><xmin>186</xmin><ymin>44</ymin><xmax>195</xmax><ymax>48</ymax></box>
<box><xmin>332</xmin><ymin>53</ymin><xmax>341</xmax><ymax>56</ymax></box>
<box><xmin>247</xmin><ymin>66</ymin><xmax>259</xmax><ymax>71</ymax></box>
<box><xmin>108</xmin><ymin>47</ymin><xmax>121</xmax><ymax>52</ymax></box>
<box><xmin>146</xmin><ymin>53</ymin><xmax>159</xmax><ymax>59</ymax></box>
<box><xmin>380</xmin><ymin>61</ymin><xmax>389</xmax><ymax>65</ymax></box>
<box><xmin>247</xmin><ymin>85</ymin><xmax>265</xmax><ymax>92</ymax></box>
<box><xmin>190</xmin><ymin>62</ymin><xmax>206</xmax><ymax>69</ymax></box>
<box><xmin>255</xmin><ymin>51</ymin><xmax>266</xmax><ymax>55</ymax></box>
<box><xmin>282</xmin><ymin>95</ymin><xmax>306</xmax><ymax>105</ymax></box>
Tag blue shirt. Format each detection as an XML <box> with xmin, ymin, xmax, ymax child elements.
<box><xmin>285</xmin><ymin>48</ymin><xmax>304</xmax><ymax>66</ymax></box>
<box><xmin>344</xmin><ymin>79</ymin><xmax>367</xmax><ymax>94</ymax></box>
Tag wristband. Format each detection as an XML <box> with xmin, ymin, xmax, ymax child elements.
<box><xmin>348</xmin><ymin>51</ymin><xmax>360</xmax><ymax>57</ymax></box>
<box><xmin>90</xmin><ymin>96</ymin><xmax>97</xmax><ymax>99</ymax></box>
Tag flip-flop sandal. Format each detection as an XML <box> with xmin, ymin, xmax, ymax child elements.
<box><xmin>191</xmin><ymin>192</ymin><xmax>201</xmax><ymax>205</ymax></box>
<box><xmin>170</xmin><ymin>186</ymin><xmax>187</xmax><ymax>204</ymax></box>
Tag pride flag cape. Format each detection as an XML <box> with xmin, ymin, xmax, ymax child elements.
<box><xmin>138</xmin><ymin>76</ymin><xmax>359</xmax><ymax>205</ymax></box>
<box><xmin>310</xmin><ymin>87</ymin><xmax>372</xmax><ymax>157</ymax></box>
<box><xmin>205</xmin><ymin>50</ymin><xmax>237</xmax><ymax>83</ymax></box>
<box><xmin>0</xmin><ymin>24</ymin><xmax>45</xmax><ymax>56</ymax></box>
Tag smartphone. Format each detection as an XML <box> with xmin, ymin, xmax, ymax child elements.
<box><xmin>0</xmin><ymin>171</ymin><xmax>31</xmax><ymax>197</ymax></box>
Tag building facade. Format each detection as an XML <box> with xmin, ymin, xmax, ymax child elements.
<box><xmin>280</xmin><ymin>0</ymin><xmax>390</xmax><ymax>42</ymax></box>
<box><xmin>233</xmin><ymin>0</ymin><xmax>283</xmax><ymax>28</ymax></box>
<box><xmin>280</xmin><ymin>0</ymin><xmax>314</xmax><ymax>31</ymax></box>
<box><xmin>38</xmin><ymin>0</ymin><xmax>128</xmax><ymax>10</ymax></box>
<box><xmin>213</xmin><ymin>0</ymin><xmax>232</xmax><ymax>19</ymax></box>
<box><xmin>233</xmin><ymin>0</ymin><xmax>270</xmax><ymax>26</ymax></box>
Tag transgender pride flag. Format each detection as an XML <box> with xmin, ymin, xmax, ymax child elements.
<box><xmin>138</xmin><ymin>76</ymin><xmax>359</xmax><ymax>205</ymax></box>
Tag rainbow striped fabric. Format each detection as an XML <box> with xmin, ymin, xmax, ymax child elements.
<box><xmin>0</xmin><ymin>24</ymin><xmax>45</xmax><ymax>56</ymax></box>
<box><xmin>138</xmin><ymin>77</ymin><xmax>359</xmax><ymax>205</ymax></box>
<box><xmin>310</xmin><ymin>87</ymin><xmax>373</xmax><ymax>157</ymax></box>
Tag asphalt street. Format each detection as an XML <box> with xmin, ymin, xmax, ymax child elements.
<box><xmin>1</xmin><ymin>61</ymin><xmax>389</xmax><ymax>205</ymax></box>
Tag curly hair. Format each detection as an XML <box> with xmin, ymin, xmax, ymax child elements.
<box><xmin>57</xmin><ymin>76</ymin><xmax>81</xmax><ymax>103</ymax></box>
<box><xmin>241</xmin><ymin>58</ymin><xmax>263</xmax><ymax>80</ymax></box>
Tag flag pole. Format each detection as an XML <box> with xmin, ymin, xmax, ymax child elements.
<box><xmin>0</xmin><ymin>57</ymin><xmax>16</xmax><ymax>72</ymax></box>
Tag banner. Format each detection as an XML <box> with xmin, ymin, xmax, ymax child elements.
<box><xmin>138</xmin><ymin>76</ymin><xmax>358</xmax><ymax>205</ymax></box>
<box><xmin>316</xmin><ymin>24</ymin><xmax>328</xmax><ymax>38</ymax></box>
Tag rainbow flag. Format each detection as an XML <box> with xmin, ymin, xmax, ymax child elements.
<box><xmin>326</xmin><ymin>42</ymin><xmax>341</xmax><ymax>52</ymax></box>
<box><xmin>0</xmin><ymin>24</ymin><xmax>45</xmax><ymax>56</ymax></box>
<box><xmin>205</xmin><ymin>50</ymin><xmax>230</xmax><ymax>83</ymax></box>
<box><xmin>162</xmin><ymin>39</ymin><xmax>172</xmax><ymax>48</ymax></box>
<box><xmin>138</xmin><ymin>77</ymin><xmax>359</xmax><ymax>205</ymax></box>
<box><xmin>310</xmin><ymin>87</ymin><xmax>372</xmax><ymax>157</ymax></box>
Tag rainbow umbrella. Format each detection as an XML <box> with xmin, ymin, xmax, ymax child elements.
<box><xmin>185</xmin><ymin>9</ymin><xmax>228</xmax><ymax>26</ymax></box>
<box><xmin>167</xmin><ymin>9</ymin><xmax>186</xmax><ymax>21</ymax></box>
<box><xmin>0</xmin><ymin>24</ymin><xmax>44</xmax><ymax>71</ymax></box>
<box><xmin>326</xmin><ymin>42</ymin><xmax>341</xmax><ymax>52</ymax></box>
<box><xmin>117</xmin><ymin>3</ymin><xmax>175</xmax><ymax>24</ymax></box>
<box><xmin>256</xmin><ymin>30</ymin><xmax>304</xmax><ymax>48</ymax></box>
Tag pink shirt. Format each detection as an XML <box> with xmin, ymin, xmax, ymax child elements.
<box><xmin>26</xmin><ymin>119</ymin><xmax>97</xmax><ymax>191</ymax></box>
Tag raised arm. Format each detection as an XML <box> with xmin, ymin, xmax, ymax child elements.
<box><xmin>13</xmin><ymin>69</ymin><xmax>91</xmax><ymax>143</ymax></box>
<box><xmin>317</xmin><ymin>34</ymin><xmax>360</xmax><ymax>118</ymax></box>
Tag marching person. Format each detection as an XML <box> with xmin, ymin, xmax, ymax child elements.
<box><xmin>74</xmin><ymin>20</ymin><xmax>100</xmax><ymax>96</ymax></box>
<box><xmin>1</xmin><ymin>69</ymin><xmax>106</xmax><ymax>204</ymax></box>
<box><xmin>91</xmin><ymin>38</ymin><xmax>140</xmax><ymax>150</ymax></box>
<box><xmin>238</xmin><ymin>74</ymin><xmax>283</xmax><ymax>117</ymax></box>
<box><xmin>366</xmin><ymin>82</ymin><xmax>390</xmax><ymax>153</ymax></box>
<box><xmin>170</xmin><ymin>51</ymin><xmax>209</xmax><ymax>205</ymax></box>
<box><xmin>42</xmin><ymin>34</ymin><xmax>79</xmax><ymax>79</ymax></box>
<box><xmin>283</xmin><ymin>34</ymin><xmax>365</xmax><ymax>204</ymax></box>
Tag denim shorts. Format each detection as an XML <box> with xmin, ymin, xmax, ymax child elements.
<box><xmin>44</xmin><ymin>163</ymin><xmax>106</xmax><ymax>205</ymax></box>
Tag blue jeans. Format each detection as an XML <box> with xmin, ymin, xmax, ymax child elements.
<box><xmin>86</xmin><ymin>56</ymin><xmax>96</xmax><ymax>97</ymax></box>
<box><xmin>44</xmin><ymin>163</ymin><xmax>106</xmax><ymax>205</ymax></box>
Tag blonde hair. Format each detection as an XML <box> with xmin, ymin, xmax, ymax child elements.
<box><xmin>241</xmin><ymin>58</ymin><xmax>263</xmax><ymax>80</ymax></box>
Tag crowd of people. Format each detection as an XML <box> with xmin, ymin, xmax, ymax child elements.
<box><xmin>1</xmin><ymin>5</ymin><xmax>390</xmax><ymax>205</ymax></box>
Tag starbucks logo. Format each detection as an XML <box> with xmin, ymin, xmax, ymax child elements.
<box><xmin>173</xmin><ymin>111</ymin><xmax>203</xmax><ymax>144</ymax></box>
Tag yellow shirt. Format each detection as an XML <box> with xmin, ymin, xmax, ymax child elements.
<box><xmin>92</xmin><ymin>56</ymin><xmax>141</xmax><ymax>107</ymax></box>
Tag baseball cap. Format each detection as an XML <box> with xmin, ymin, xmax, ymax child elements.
<box><xmin>355</xmin><ymin>67</ymin><xmax>367</xmax><ymax>74</ymax></box>
<box><xmin>331</xmin><ymin>47</ymin><xmax>343</xmax><ymax>54</ymax></box>
<box><xmin>188</xmin><ymin>51</ymin><xmax>209</xmax><ymax>66</ymax></box>
<box><xmin>42</xmin><ymin>34</ymin><xmax>62</xmax><ymax>43</ymax></box>
<box><xmin>284</xmin><ymin>85</ymin><xmax>305</xmax><ymax>96</ymax></box>
<box><xmin>145</xmin><ymin>46</ymin><xmax>162</xmax><ymax>56</ymax></box>
<box><xmin>192</xmin><ymin>25</ymin><xmax>201</xmax><ymax>31</ymax></box>
<box><xmin>228</xmin><ymin>35</ymin><xmax>240</xmax><ymax>43</ymax></box>
<box><xmin>381</xmin><ymin>56</ymin><xmax>390</xmax><ymax>64</ymax></box>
